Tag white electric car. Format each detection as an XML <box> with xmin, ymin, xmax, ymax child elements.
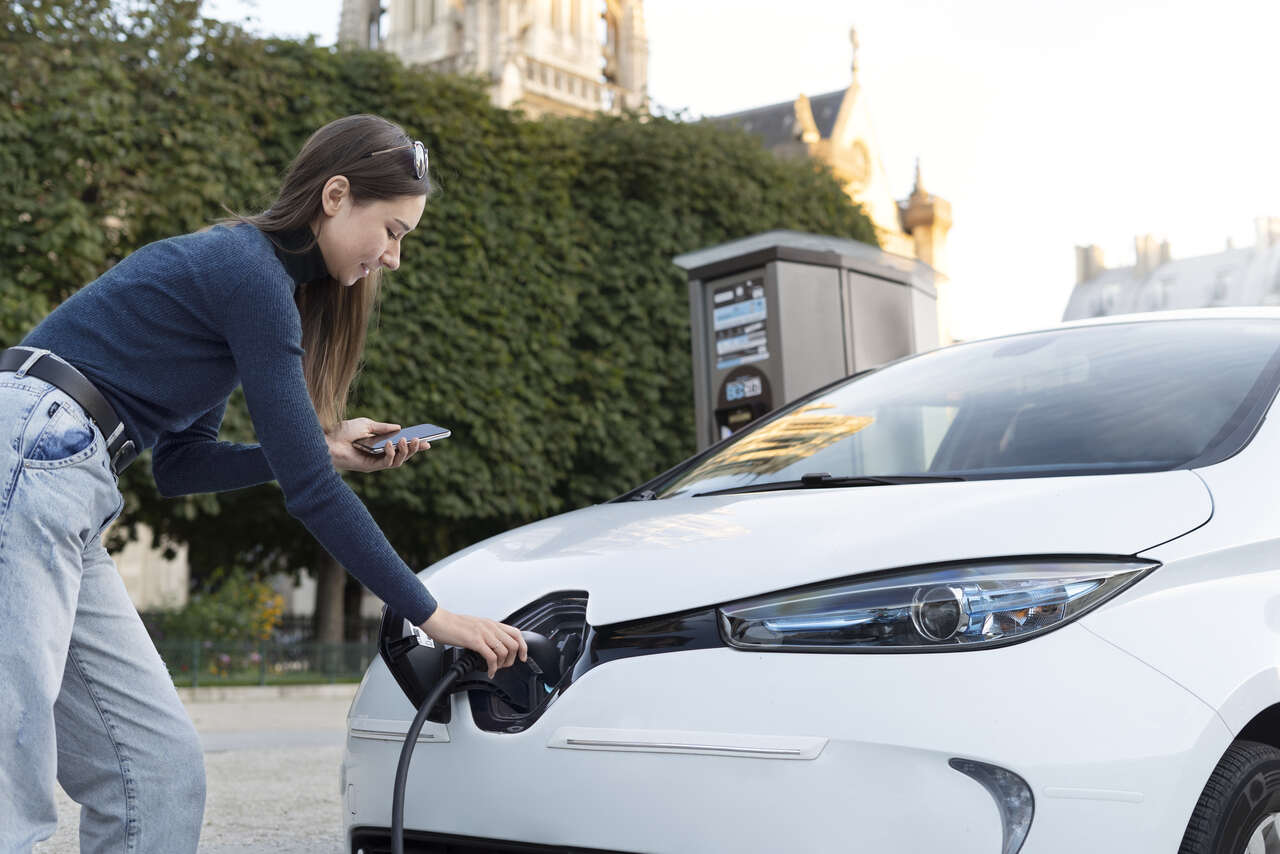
<box><xmin>342</xmin><ymin>308</ymin><xmax>1280</xmax><ymax>854</ymax></box>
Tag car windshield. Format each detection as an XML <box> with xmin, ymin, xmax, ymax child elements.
<box><xmin>654</xmin><ymin>318</ymin><xmax>1280</xmax><ymax>498</ymax></box>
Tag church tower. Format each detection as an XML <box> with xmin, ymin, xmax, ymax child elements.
<box><xmin>901</xmin><ymin>159</ymin><xmax>953</xmax><ymax>342</ymax></box>
<box><xmin>337</xmin><ymin>0</ymin><xmax>648</xmax><ymax>119</ymax></box>
<box><xmin>338</xmin><ymin>0</ymin><xmax>382</xmax><ymax>49</ymax></box>
<box><xmin>713</xmin><ymin>27</ymin><xmax>957</xmax><ymax>344</ymax></box>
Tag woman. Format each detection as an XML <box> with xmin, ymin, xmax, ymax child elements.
<box><xmin>0</xmin><ymin>114</ymin><xmax>527</xmax><ymax>852</ymax></box>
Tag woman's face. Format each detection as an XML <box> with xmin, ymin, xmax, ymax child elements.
<box><xmin>314</xmin><ymin>177</ymin><xmax>427</xmax><ymax>286</ymax></box>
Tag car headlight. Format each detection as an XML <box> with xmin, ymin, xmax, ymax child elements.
<box><xmin>718</xmin><ymin>557</ymin><xmax>1158</xmax><ymax>652</ymax></box>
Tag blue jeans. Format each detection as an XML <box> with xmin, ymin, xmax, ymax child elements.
<box><xmin>0</xmin><ymin>362</ymin><xmax>205</xmax><ymax>853</ymax></box>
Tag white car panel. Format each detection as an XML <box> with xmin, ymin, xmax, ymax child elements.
<box><xmin>1081</xmin><ymin>413</ymin><xmax>1280</xmax><ymax>735</ymax></box>
<box><xmin>344</xmin><ymin>625</ymin><xmax>1229</xmax><ymax>853</ymax></box>
<box><xmin>347</xmin><ymin>312</ymin><xmax>1280</xmax><ymax>853</ymax></box>
<box><xmin>415</xmin><ymin>471</ymin><xmax>1211</xmax><ymax>628</ymax></box>
<box><xmin>544</xmin><ymin>726</ymin><xmax>829</xmax><ymax>760</ymax></box>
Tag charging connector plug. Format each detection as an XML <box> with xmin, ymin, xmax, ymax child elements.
<box><xmin>449</xmin><ymin>631</ymin><xmax>562</xmax><ymax>713</ymax></box>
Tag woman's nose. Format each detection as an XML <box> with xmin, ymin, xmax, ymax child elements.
<box><xmin>380</xmin><ymin>241</ymin><xmax>401</xmax><ymax>272</ymax></box>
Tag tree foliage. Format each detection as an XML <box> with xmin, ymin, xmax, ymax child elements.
<box><xmin>1</xmin><ymin>1</ymin><xmax>878</xmax><ymax>587</ymax></box>
<box><xmin>149</xmin><ymin>567</ymin><xmax>284</xmax><ymax>642</ymax></box>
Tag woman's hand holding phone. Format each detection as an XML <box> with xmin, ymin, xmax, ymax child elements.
<box><xmin>324</xmin><ymin>417</ymin><xmax>431</xmax><ymax>472</ymax></box>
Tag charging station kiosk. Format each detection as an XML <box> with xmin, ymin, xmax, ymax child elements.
<box><xmin>674</xmin><ymin>230</ymin><xmax>940</xmax><ymax>452</ymax></box>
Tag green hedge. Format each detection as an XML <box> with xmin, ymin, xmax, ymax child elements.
<box><xmin>2</xmin><ymin>1</ymin><xmax>878</xmax><ymax>582</ymax></box>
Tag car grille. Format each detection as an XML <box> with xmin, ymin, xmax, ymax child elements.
<box><xmin>350</xmin><ymin>827</ymin><xmax>635</xmax><ymax>854</ymax></box>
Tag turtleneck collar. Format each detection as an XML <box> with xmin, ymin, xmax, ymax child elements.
<box><xmin>271</xmin><ymin>226</ymin><xmax>329</xmax><ymax>288</ymax></box>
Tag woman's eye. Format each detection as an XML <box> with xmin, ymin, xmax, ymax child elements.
<box><xmin>387</xmin><ymin>228</ymin><xmax>397</xmax><ymax>240</ymax></box>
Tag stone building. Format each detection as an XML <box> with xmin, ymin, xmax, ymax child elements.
<box><xmin>1064</xmin><ymin>218</ymin><xmax>1280</xmax><ymax>320</ymax></box>
<box><xmin>713</xmin><ymin>29</ymin><xmax>956</xmax><ymax>344</ymax></box>
<box><xmin>115</xmin><ymin>524</ymin><xmax>189</xmax><ymax>611</ymax></box>
<box><xmin>337</xmin><ymin>0</ymin><xmax>648</xmax><ymax>117</ymax></box>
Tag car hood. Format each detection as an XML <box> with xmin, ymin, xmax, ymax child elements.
<box><xmin>416</xmin><ymin>470</ymin><xmax>1212</xmax><ymax>627</ymax></box>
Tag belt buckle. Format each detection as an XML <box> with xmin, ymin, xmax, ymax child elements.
<box><xmin>110</xmin><ymin>439</ymin><xmax>137</xmax><ymax>476</ymax></box>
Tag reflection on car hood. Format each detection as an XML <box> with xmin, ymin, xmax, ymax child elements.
<box><xmin>417</xmin><ymin>471</ymin><xmax>1212</xmax><ymax>627</ymax></box>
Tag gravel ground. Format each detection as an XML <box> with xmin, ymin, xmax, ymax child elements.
<box><xmin>32</xmin><ymin>688</ymin><xmax>356</xmax><ymax>854</ymax></box>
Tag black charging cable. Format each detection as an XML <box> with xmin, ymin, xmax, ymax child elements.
<box><xmin>391</xmin><ymin>649</ymin><xmax>484</xmax><ymax>854</ymax></box>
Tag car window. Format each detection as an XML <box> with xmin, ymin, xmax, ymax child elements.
<box><xmin>655</xmin><ymin>318</ymin><xmax>1280</xmax><ymax>498</ymax></box>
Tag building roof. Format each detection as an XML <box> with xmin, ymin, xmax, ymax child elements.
<box><xmin>1063</xmin><ymin>244</ymin><xmax>1280</xmax><ymax>320</ymax></box>
<box><xmin>712</xmin><ymin>88</ymin><xmax>847</xmax><ymax>148</ymax></box>
<box><xmin>807</xmin><ymin>90</ymin><xmax>846</xmax><ymax>139</ymax></box>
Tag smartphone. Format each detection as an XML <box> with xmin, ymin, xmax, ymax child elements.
<box><xmin>353</xmin><ymin>423</ymin><xmax>452</xmax><ymax>455</ymax></box>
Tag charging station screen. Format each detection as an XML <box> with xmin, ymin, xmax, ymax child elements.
<box><xmin>713</xmin><ymin>279</ymin><xmax>769</xmax><ymax>370</ymax></box>
<box><xmin>725</xmin><ymin>375</ymin><xmax>763</xmax><ymax>402</ymax></box>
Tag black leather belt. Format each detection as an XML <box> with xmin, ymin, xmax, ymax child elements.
<box><xmin>1</xmin><ymin>347</ymin><xmax>138</xmax><ymax>475</ymax></box>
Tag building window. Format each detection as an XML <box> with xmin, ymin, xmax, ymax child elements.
<box><xmin>1150</xmin><ymin>277</ymin><xmax>1172</xmax><ymax>310</ymax></box>
<box><xmin>1211</xmin><ymin>276</ymin><xmax>1226</xmax><ymax>305</ymax></box>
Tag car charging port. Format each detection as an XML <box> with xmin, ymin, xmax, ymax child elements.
<box><xmin>449</xmin><ymin>631</ymin><xmax>563</xmax><ymax>714</ymax></box>
<box><xmin>378</xmin><ymin>591</ymin><xmax>588</xmax><ymax>731</ymax></box>
<box><xmin>464</xmin><ymin>592</ymin><xmax>588</xmax><ymax>732</ymax></box>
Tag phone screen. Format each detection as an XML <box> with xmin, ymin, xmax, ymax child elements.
<box><xmin>354</xmin><ymin>423</ymin><xmax>452</xmax><ymax>454</ymax></box>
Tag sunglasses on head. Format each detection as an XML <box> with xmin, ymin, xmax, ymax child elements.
<box><xmin>363</xmin><ymin>139</ymin><xmax>428</xmax><ymax>180</ymax></box>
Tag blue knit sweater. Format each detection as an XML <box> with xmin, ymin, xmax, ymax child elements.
<box><xmin>22</xmin><ymin>223</ymin><xmax>438</xmax><ymax>624</ymax></box>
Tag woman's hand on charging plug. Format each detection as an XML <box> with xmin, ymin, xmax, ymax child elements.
<box><xmin>420</xmin><ymin>607</ymin><xmax>528</xmax><ymax>678</ymax></box>
<box><xmin>325</xmin><ymin>417</ymin><xmax>430</xmax><ymax>473</ymax></box>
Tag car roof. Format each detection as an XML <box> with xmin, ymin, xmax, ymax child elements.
<box><xmin>967</xmin><ymin>307</ymin><xmax>1280</xmax><ymax>346</ymax></box>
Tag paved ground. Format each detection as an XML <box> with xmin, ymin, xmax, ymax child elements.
<box><xmin>32</xmin><ymin>686</ymin><xmax>357</xmax><ymax>854</ymax></box>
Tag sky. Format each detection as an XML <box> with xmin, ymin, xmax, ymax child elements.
<box><xmin>203</xmin><ymin>0</ymin><xmax>1280</xmax><ymax>341</ymax></box>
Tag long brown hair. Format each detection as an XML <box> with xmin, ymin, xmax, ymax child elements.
<box><xmin>232</xmin><ymin>115</ymin><xmax>431</xmax><ymax>431</ymax></box>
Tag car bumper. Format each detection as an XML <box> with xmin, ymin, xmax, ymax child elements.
<box><xmin>342</xmin><ymin>623</ymin><xmax>1230</xmax><ymax>854</ymax></box>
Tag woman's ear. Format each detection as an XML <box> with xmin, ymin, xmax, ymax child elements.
<box><xmin>320</xmin><ymin>175</ymin><xmax>351</xmax><ymax>217</ymax></box>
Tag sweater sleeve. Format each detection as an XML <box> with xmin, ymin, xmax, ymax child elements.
<box><xmin>152</xmin><ymin>400</ymin><xmax>276</xmax><ymax>498</ymax></box>
<box><xmin>220</xmin><ymin>273</ymin><xmax>439</xmax><ymax>626</ymax></box>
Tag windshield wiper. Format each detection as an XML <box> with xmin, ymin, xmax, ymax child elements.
<box><xmin>692</xmin><ymin>472</ymin><xmax>966</xmax><ymax>498</ymax></box>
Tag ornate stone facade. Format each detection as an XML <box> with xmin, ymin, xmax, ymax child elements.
<box><xmin>714</xmin><ymin>29</ymin><xmax>955</xmax><ymax>344</ymax></box>
<box><xmin>338</xmin><ymin>0</ymin><xmax>648</xmax><ymax>118</ymax></box>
